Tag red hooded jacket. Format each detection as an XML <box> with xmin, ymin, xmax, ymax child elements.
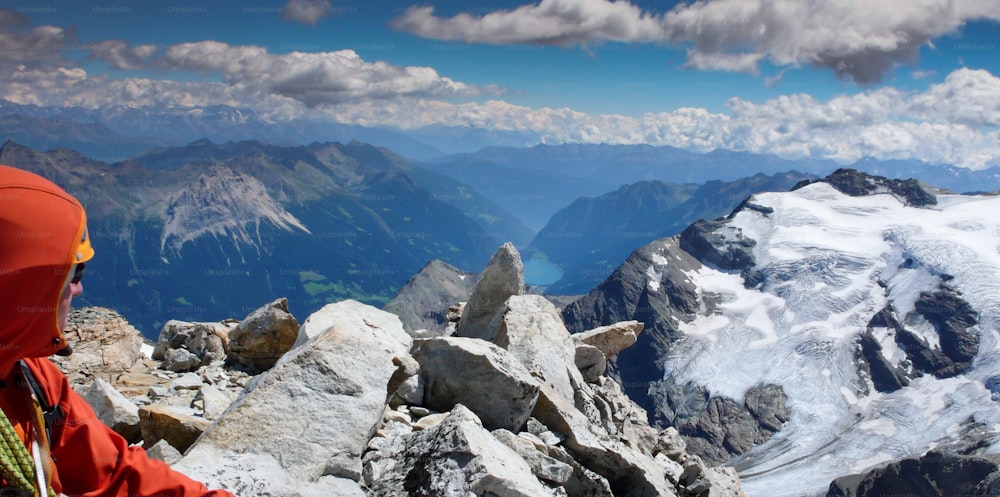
<box><xmin>0</xmin><ymin>165</ymin><xmax>235</xmax><ymax>497</ymax></box>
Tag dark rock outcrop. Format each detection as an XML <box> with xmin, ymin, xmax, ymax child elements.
<box><xmin>796</xmin><ymin>168</ymin><xmax>938</xmax><ymax>207</ymax></box>
<box><xmin>826</xmin><ymin>450</ymin><xmax>997</xmax><ymax>497</ymax></box>
<box><xmin>858</xmin><ymin>330</ymin><xmax>910</xmax><ymax>393</ymax></box>
<box><xmin>674</xmin><ymin>384</ymin><xmax>790</xmax><ymax>465</ymax></box>
<box><xmin>915</xmin><ymin>285</ymin><xmax>979</xmax><ymax>371</ymax></box>
<box><xmin>563</xmin><ymin>238</ymin><xmax>700</xmax><ymax>417</ymax></box>
<box><xmin>383</xmin><ymin>259</ymin><xmax>478</xmax><ymax>335</ymax></box>
<box><xmin>875</xmin><ymin>284</ymin><xmax>981</xmax><ymax>380</ymax></box>
<box><xmin>679</xmin><ymin>219</ymin><xmax>756</xmax><ymax>273</ymax></box>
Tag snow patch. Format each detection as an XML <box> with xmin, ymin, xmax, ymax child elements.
<box><xmin>646</xmin><ymin>265</ymin><xmax>662</xmax><ymax>292</ymax></box>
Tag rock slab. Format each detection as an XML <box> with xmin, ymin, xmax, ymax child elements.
<box><xmin>174</xmin><ymin>300</ymin><xmax>411</xmax><ymax>497</ymax></box>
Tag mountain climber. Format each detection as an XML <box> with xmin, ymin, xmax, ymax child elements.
<box><xmin>0</xmin><ymin>165</ymin><xmax>235</xmax><ymax>497</ymax></box>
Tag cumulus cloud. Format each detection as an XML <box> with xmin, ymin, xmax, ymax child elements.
<box><xmin>391</xmin><ymin>0</ymin><xmax>664</xmax><ymax>46</ymax></box>
<box><xmin>0</xmin><ymin>9</ymin><xmax>73</xmax><ymax>66</ymax></box>
<box><xmin>160</xmin><ymin>41</ymin><xmax>496</xmax><ymax>106</ymax></box>
<box><xmin>392</xmin><ymin>0</ymin><xmax>1000</xmax><ymax>84</ymax></box>
<box><xmin>88</xmin><ymin>40</ymin><xmax>158</xmax><ymax>70</ymax></box>
<box><xmin>283</xmin><ymin>0</ymin><xmax>333</xmax><ymax>25</ymax></box>
<box><xmin>907</xmin><ymin>68</ymin><xmax>1000</xmax><ymax>127</ymax></box>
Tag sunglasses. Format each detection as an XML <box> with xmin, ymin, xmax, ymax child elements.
<box><xmin>71</xmin><ymin>263</ymin><xmax>85</xmax><ymax>285</ymax></box>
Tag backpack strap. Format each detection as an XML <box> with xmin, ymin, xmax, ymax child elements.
<box><xmin>16</xmin><ymin>361</ymin><xmax>64</xmax><ymax>444</ymax></box>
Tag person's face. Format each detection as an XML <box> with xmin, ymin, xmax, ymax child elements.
<box><xmin>57</xmin><ymin>264</ymin><xmax>83</xmax><ymax>331</ymax></box>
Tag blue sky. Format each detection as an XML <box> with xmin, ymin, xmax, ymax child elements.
<box><xmin>2</xmin><ymin>0</ymin><xmax>999</xmax><ymax>166</ymax></box>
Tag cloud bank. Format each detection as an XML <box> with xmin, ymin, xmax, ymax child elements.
<box><xmin>159</xmin><ymin>41</ymin><xmax>493</xmax><ymax>106</ymax></box>
<box><xmin>325</xmin><ymin>68</ymin><xmax>1000</xmax><ymax>169</ymax></box>
<box><xmin>392</xmin><ymin>0</ymin><xmax>1000</xmax><ymax>83</ymax></box>
<box><xmin>283</xmin><ymin>0</ymin><xmax>334</xmax><ymax>25</ymax></box>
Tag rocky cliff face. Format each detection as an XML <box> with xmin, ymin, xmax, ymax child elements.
<box><xmin>562</xmin><ymin>169</ymin><xmax>1000</xmax><ymax>496</ymax></box>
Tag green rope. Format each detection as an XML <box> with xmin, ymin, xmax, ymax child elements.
<box><xmin>0</xmin><ymin>409</ymin><xmax>56</xmax><ymax>497</ymax></box>
<box><xmin>0</xmin><ymin>409</ymin><xmax>36</xmax><ymax>494</ymax></box>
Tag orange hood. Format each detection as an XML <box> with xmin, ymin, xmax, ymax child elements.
<box><xmin>0</xmin><ymin>165</ymin><xmax>94</xmax><ymax>372</ymax></box>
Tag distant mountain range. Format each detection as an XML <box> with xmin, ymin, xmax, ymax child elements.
<box><xmin>0</xmin><ymin>139</ymin><xmax>528</xmax><ymax>336</ymax></box>
<box><xmin>525</xmin><ymin>172</ymin><xmax>814</xmax><ymax>293</ymax></box>
<box><xmin>421</xmin><ymin>144</ymin><xmax>1000</xmax><ymax>231</ymax></box>
<box><xmin>0</xmin><ymin>99</ymin><xmax>541</xmax><ymax>160</ymax></box>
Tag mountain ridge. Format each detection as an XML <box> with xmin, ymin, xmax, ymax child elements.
<box><xmin>0</xmin><ymin>140</ymin><xmax>507</xmax><ymax>337</ymax></box>
<box><xmin>562</xmin><ymin>168</ymin><xmax>1000</xmax><ymax>496</ymax></box>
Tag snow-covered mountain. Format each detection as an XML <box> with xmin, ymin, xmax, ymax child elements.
<box><xmin>564</xmin><ymin>169</ymin><xmax>1000</xmax><ymax>496</ymax></box>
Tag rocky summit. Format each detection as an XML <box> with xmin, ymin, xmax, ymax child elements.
<box><xmin>57</xmin><ymin>244</ymin><xmax>745</xmax><ymax>497</ymax></box>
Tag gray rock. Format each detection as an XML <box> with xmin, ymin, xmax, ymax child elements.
<box><xmin>412</xmin><ymin>336</ymin><xmax>540</xmax><ymax>432</ymax></box>
<box><xmin>412</xmin><ymin>412</ymin><xmax>450</xmax><ymax>431</ymax></box>
<box><xmin>680</xmin><ymin>219</ymin><xmax>757</xmax><ymax>273</ymax></box>
<box><xmin>858</xmin><ymin>329</ymin><xmax>910</xmax><ymax>393</ymax></box>
<box><xmin>456</xmin><ymin>242</ymin><xmax>525</xmax><ymax>340</ymax></box>
<box><xmin>974</xmin><ymin>471</ymin><xmax>1000</xmax><ymax>496</ymax></box>
<box><xmin>409</xmin><ymin>406</ymin><xmax>431</xmax><ymax>418</ymax></box>
<box><xmin>392</xmin><ymin>375</ymin><xmax>423</xmax><ymax>407</ymax></box>
<box><xmin>227</xmin><ymin>297</ymin><xmax>300</xmax><ymax>371</ymax></box>
<box><xmin>163</xmin><ymin>348</ymin><xmax>201</xmax><ymax>372</ymax></box>
<box><xmin>56</xmin><ymin>307</ymin><xmax>144</xmax><ymax>380</ymax></box>
<box><xmin>575</xmin><ymin>343</ymin><xmax>607</xmax><ymax>383</ymax></box>
<box><xmin>153</xmin><ymin>319</ymin><xmax>231</xmax><ymax>366</ymax></box>
<box><xmin>148</xmin><ymin>385</ymin><xmax>171</xmax><ymax>399</ymax></box>
<box><xmin>83</xmin><ymin>378</ymin><xmax>141</xmax><ymax>444</ymax></box>
<box><xmin>492</xmin><ymin>429</ymin><xmax>574</xmax><ymax>484</ymax></box>
<box><xmin>385</xmin><ymin>355</ymin><xmax>419</xmax><ymax>407</ymax></box>
<box><xmin>704</xmin><ymin>467</ymin><xmax>745</xmax><ymax>497</ymax></box>
<box><xmin>546</xmin><ymin>445</ymin><xmax>615</xmax><ymax>497</ymax></box>
<box><xmin>138</xmin><ymin>405</ymin><xmax>212</xmax><ymax>453</ymax></box>
<box><xmin>679</xmin><ymin>384</ymin><xmax>790</xmax><ymax>465</ymax></box>
<box><xmin>193</xmin><ymin>384</ymin><xmax>236</xmax><ymax>421</ymax></box>
<box><xmin>826</xmin><ymin>450</ymin><xmax>996</xmax><ymax>497</ymax></box>
<box><xmin>169</xmin><ymin>372</ymin><xmax>203</xmax><ymax>390</ymax></box>
<box><xmin>367</xmin><ymin>404</ymin><xmax>551</xmax><ymax>497</ymax></box>
<box><xmin>592</xmin><ymin>377</ymin><xmax>658</xmax><ymax>456</ymax></box>
<box><xmin>383</xmin><ymin>259</ymin><xmax>478</xmax><ymax>335</ymax></box>
<box><xmin>656</xmin><ymin>427</ymin><xmax>687</xmax><ymax>460</ymax></box>
<box><xmin>145</xmin><ymin>439</ymin><xmax>183</xmax><ymax>465</ymax></box>
<box><xmin>174</xmin><ymin>300</ymin><xmax>411</xmax><ymax>497</ymax></box>
<box><xmin>573</xmin><ymin>321</ymin><xmax>644</xmax><ymax>359</ymax></box>
<box><xmin>655</xmin><ymin>453</ymin><xmax>685</xmax><ymax>484</ymax></box>
<box><xmin>532</xmin><ymin>383</ymin><xmax>678</xmax><ymax>497</ymax></box>
<box><xmin>490</xmin><ymin>295</ymin><xmax>580</xmax><ymax>400</ymax></box>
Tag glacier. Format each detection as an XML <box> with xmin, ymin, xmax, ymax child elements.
<box><xmin>661</xmin><ymin>181</ymin><xmax>1000</xmax><ymax>496</ymax></box>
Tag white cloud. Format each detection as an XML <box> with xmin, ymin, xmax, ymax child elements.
<box><xmin>283</xmin><ymin>0</ymin><xmax>333</xmax><ymax>25</ymax></box>
<box><xmin>318</xmin><ymin>68</ymin><xmax>1000</xmax><ymax>169</ymax></box>
<box><xmin>160</xmin><ymin>41</ymin><xmax>497</xmax><ymax>106</ymax></box>
<box><xmin>392</xmin><ymin>0</ymin><xmax>1000</xmax><ymax>84</ymax></box>
<box><xmin>0</xmin><ymin>10</ymin><xmax>72</xmax><ymax>66</ymax></box>
<box><xmin>907</xmin><ymin>68</ymin><xmax>1000</xmax><ymax>127</ymax></box>
<box><xmin>88</xmin><ymin>40</ymin><xmax>158</xmax><ymax>70</ymax></box>
<box><xmin>392</xmin><ymin>0</ymin><xmax>664</xmax><ymax>46</ymax></box>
